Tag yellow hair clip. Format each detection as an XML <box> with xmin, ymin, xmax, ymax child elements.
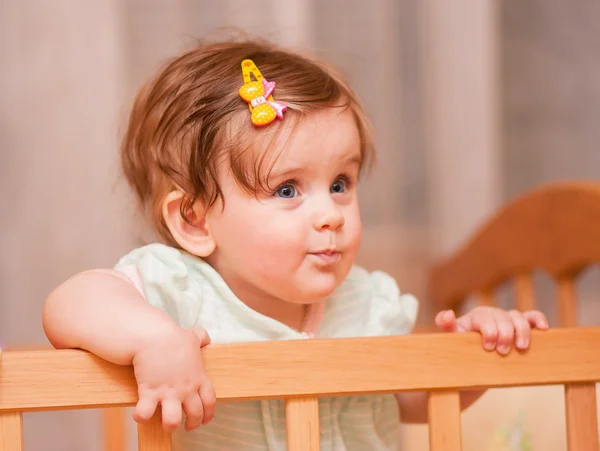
<box><xmin>239</xmin><ymin>59</ymin><xmax>287</xmax><ymax>127</ymax></box>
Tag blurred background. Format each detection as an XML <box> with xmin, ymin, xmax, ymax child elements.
<box><xmin>1</xmin><ymin>0</ymin><xmax>600</xmax><ymax>450</ymax></box>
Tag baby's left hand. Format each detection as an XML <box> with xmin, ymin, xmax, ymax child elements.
<box><xmin>435</xmin><ymin>307</ymin><xmax>549</xmax><ymax>355</ymax></box>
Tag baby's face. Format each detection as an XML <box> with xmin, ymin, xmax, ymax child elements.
<box><xmin>206</xmin><ymin>107</ymin><xmax>362</xmax><ymax>307</ymax></box>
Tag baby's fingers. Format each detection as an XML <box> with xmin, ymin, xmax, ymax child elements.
<box><xmin>200</xmin><ymin>377</ymin><xmax>217</xmax><ymax>425</ymax></box>
<box><xmin>161</xmin><ymin>397</ymin><xmax>182</xmax><ymax>432</ymax></box>
<box><xmin>183</xmin><ymin>393</ymin><xmax>204</xmax><ymax>431</ymax></box>
<box><xmin>523</xmin><ymin>310</ymin><xmax>549</xmax><ymax>330</ymax></box>
<box><xmin>133</xmin><ymin>394</ymin><xmax>158</xmax><ymax>424</ymax></box>
<box><xmin>508</xmin><ymin>310</ymin><xmax>531</xmax><ymax>350</ymax></box>
<box><xmin>192</xmin><ymin>326</ymin><xmax>212</xmax><ymax>347</ymax></box>
<box><xmin>469</xmin><ymin>309</ymin><xmax>498</xmax><ymax>351</ymax></box>
<box><xmin>435</xmin><ymin>310</ymin><xmax>458</xmax><ymax>332</ymax></box>
<box><xmin>493</xmin><ymin>310</ymin><xmax>516</xmax><ymax>355</ymax></box>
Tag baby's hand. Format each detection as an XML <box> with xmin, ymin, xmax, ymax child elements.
<box><xmin>435</xmin><ymin>307</ymin><xmax>549</xmax><ymax>355</ymax></box>
<box><xmin>131</xmin><ymin>326</ymin><xmax>215</xmax><ymax>432</ymax></box>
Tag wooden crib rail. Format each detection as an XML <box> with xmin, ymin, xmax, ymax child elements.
<box><xmin>429</xmin><ymin>181</ymin><xmax>600</xmax><ymax>313</ymax></box>
<box><xmin>2</xmin><ymin>328</ymin><xmax>600</xmax><ymax>450</ymax></box>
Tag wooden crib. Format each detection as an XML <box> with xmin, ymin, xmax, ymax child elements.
<box><xmin>1</xmin><ymin>181</ymin><xmax>600</xmax><ymax>451</ymax></box>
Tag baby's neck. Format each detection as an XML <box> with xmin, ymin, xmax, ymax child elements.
<box><xmin>238</xmin><ymin>288</ymin><xmax>308</xmax><ymax>330</ymax></box>
<box><xmin>249</xmin><ymin>300</ymin><xmax>308</xmax><ymax>331</ymax></box>
<box><xmin>217</xmin><ymin>272</ymin><xmax>310</xmax><ymax>331</ymax></box>
<box><xmin>204</xmin><ymin>256</ymin><xmax>315</xmax><ymax>331</ymax></box>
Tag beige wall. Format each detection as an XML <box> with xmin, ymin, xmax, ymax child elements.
<box><xmin>1</xmin><ymin>3</ymin><xmax>134</xmax><ymax>450</ymax></box>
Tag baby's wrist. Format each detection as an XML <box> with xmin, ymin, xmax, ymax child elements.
<box><xmin>131</xmin><ymin>316</ymin><xmax>183</xmax><ymax>361</ymax></box>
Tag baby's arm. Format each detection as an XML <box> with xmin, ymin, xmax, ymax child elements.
<box><xmin>43</xmin><ymin>269</ymin><xmax>178</xmax><ymax>365</ymax></box>
<box><xmin>42</xmin><ymin>269</ymin><xmax>215</xmax><ymax>431</ymax></box>
<box><xmin>397</xmin><ymin>306</ymin><xmax>548</xmax><ymax>423</ymax></box>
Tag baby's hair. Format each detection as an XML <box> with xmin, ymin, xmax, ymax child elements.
<box><xmin>120</xmin><ymin>37</ymin><xmax>374</xmax><ymax>246</ymax></box>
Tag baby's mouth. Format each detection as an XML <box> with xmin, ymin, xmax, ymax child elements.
<box><xmin>308</xmin><ymin>249</ymin><xmax>340</xmax><ymax>265</ymax></box>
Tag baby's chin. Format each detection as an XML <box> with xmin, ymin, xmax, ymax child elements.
<box><xmin>264</xmin><ymin>262</ymin><xmax>352</xmax><ymax>304</ymax></box>
<box><xmin>284</xmin><ymin>277</ymin><xmax>343</xmax><ymax>304</ymax></box>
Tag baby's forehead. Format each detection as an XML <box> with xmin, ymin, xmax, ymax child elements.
<box><xmin>215</xmin><ymin>108</ymin><xmax>364</xmax><ymax>195</ymax></box>
<box><xmin>261</xmin><ymin>126</ymin><xmax>361</xmax><ymax>177</ymax></box>
<box><xmin>217</xmin><ymin>107</ymin><xmax>362</xmax><ymax>192</ymax></box>
<box><xmin>251</xmin><ymin>107</ymin><xmax>360</xmax><ymax>158</ymax></box>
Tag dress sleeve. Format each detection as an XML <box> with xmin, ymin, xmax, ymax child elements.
<box><xmin>113</xmin><ymin>243</ymin><xmax>202</xmax><ymax>329</ymax></box>
<box><xmin>369</xmin><ymin>270</ymin><xmax>419</xmax><ymax>335</ymax></box>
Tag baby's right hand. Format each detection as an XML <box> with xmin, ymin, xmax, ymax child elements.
<box><xmin>131</xmin><ymin>326</ymin><xmax>215</xmax><ymax>432</ymax></box>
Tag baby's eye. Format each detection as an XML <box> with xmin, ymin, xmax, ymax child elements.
<box><xmin>275</xmin><ymin>184</ymin><xmax>297</xmax><ymax>198</ymax></box>
<box><xmin>330</xmin><ymin>179</ymin><xmax>347</xmax><ymax>194</ymax></box>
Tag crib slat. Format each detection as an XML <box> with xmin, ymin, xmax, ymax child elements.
<box><xmin>285</xmin><ymin>397</ymin><xmax>320</xmax><ymax>451</ymax></box>
<box><xmin>0</xmin><ymin>411</ymin><xmax>23</xmax><ymax>451</ymax></box>
<box><xmin>514</xmin><ymin>273</ymin><xmax>535</xmax><ymax>311</ymax></box>
<box><xmin>478</xmin><ymin>289</ymin><xmax>494</xmax><ymax>306</ymax></box>
<box><xmin>104</xmin><ymin>407</ymin><xmax>126</xmax><ymax>451</ymax></box>
<box><xmin>428</xmin><ymin>391</ymin><xmax>461</xmax><ymax>451</ymax></box>
<box><xmin>137</xmin><ymin>410</ymin><xmax>171</xmax><ymax>451</ymax></box>
<box><xmin>557</xmin><ymin>277</ymin><xmax>577</xmax><ymax>327</ymax></box>
<box><xmin>564</xmin><ymin>383</ymin><xmax>599</xmax><ymax>450</ymax></box>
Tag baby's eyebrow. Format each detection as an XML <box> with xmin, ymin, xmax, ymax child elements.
<box><xmin>269</xmin><ymin>152</ymin><xmax>362</xmax><ymax>180</ymax></box>
<box><xmin>268</xmin><ymin>166</ymin><xmax>304</xmax><ymax>181</ymax></box>
<box><xmin>344</xmin><ymin>154</ymin><xmax>363</xmax><ymax>167</ymax></box>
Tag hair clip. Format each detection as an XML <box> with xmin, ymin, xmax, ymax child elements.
<box><xmin>239</xmin><ymin>59</ymin><xmax>287</xmax><ymax>127</ymax></box>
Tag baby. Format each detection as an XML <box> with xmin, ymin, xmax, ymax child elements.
<box><xmin>42</xmin><ymin>38</ymin><xmax>548</xmax><ymax>450</ymax></box>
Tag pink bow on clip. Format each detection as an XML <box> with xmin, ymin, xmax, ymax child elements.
<box><xmin>239</xmin><ymin>78</ymin><xmax>287</xmax><ymax>126</ymax></box>
<box><xmin>251</xmin><ymin>79</ymin><xmax>287</xmax><ymax>118</ymax></box>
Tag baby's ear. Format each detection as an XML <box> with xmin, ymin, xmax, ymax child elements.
<box><xmin>162</xmin><ymin>190</ymin><xmax>216</xmax><ymax>257</ymax></box>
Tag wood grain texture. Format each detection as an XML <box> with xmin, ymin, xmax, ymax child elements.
<box><xmin>0</xmin><ymin>412</ymin><xmax>23</xmax><ymax>451</ymax></box>
<box><xmin>285</xmin><ymin>397</ymin><xmax>320</xmax><ymax>451</ymax></box>
<box><xmin>429</xmin><ymin>182</ymin><xmax>600</xmax><ymax>310</ymax></box>
<box><xmin>514</xmin><ymin>273</ymin><xmax>536</xmax><ymax>311</ymax></box>
<box><xmin>428</xmin><ymin>391</ymin><xmax>461</xmax><ymax>451</ymax></box>
<box><xmin>1</xmin><ymin>328</ymin><xmax>600</xmax><ymax>411</ymax></box>
<box><xmin>137</xmin><ymin>410</ymin><xmax>171</xmax><ymax>451</ymax></box>
<box><xmin>478</xmin><ymin>289</ymin><xmax>494</xmax><ymax>306</ymax></box>
<box><xmin>557</xmin><ymin>277</ymin><xmax>578</xmax><ymax>327</ymax></box>
<box><xmin>104</xmin><ymin>408</ymin><xmax>127</xmax><ymax>451</ymax></box>
<box><xmin>564</xmin><ymin>383</ymin><xmax>599</xmax><ymax>450</ymax></box>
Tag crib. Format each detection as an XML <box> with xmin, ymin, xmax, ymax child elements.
<box><xmin>1</xmin><ymin>181</ymin><xmax>600</xmax><ymax>451</ymax></box>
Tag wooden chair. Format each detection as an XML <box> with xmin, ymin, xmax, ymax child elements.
<box><xmin>1</xmin><ymin>328</ymin><xmax>600</xmax><ymax>451</ymax></box>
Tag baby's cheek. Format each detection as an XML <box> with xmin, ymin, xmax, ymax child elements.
<box><xmin>344</xmin><ymin>218</ymin><xmax>362</xmax><ymax>252</ymax></box>
<box><xmin>260</xmin><ymin>219</ymin><xmax>305</xmax><ymax>249</ymax></box>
